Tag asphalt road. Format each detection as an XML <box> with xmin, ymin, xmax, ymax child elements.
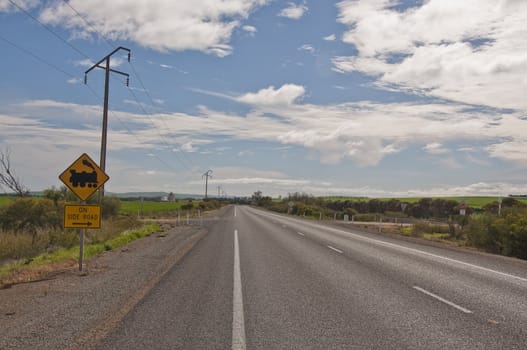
<box><xmin>97</xmin><ymin>205</ymin><xmax>527</xmax><ymax>349</ymax></box>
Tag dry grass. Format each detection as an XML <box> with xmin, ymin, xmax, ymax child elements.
<box><xmin>0</xmin><ymin>217</ymin><xmax>143</xmax><ymax>265</ymax></box>
<box><xmin>0</xmin><ymin>223</ymin><xmax>160</xmax><ymax>287</ymax></box>
<box><xmin>0</xmin><ymin>230</ymin><xmax>50</xmax><ymax>263</ymax></box>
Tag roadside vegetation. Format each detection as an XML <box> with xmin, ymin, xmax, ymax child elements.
<box><xmin>247</xmin><ymin>191</ymin><xmax>527</xmax><ymax>261</ymax></box>
<box><xmin>0</xmin><ymin>187</ymin><xmax>226</xmax><ymax>286</ymax></box>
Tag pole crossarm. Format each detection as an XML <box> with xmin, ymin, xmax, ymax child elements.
<box><xmin>84</xmin><ymin>46</ymin><xmax>131</xmax><ymax>85</ymax></box>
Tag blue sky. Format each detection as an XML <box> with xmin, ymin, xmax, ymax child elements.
<box><xmin>1</xmin><ymin>0</ymin><xmax>527</xmax><ymax>197</ymax></box>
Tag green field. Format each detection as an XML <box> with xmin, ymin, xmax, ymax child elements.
<box><xmin>322</xmin><ymin>196</ymin><xmax>527</xmax><ymax>208</ymax></box>
<box><xmin>119</xmin><ymin>200</ymin><xmax>195</xmax><ymax>215</ymax></box>
<box><xmin>0</xmin><ymin>196</ymin><xmax>15</xmax><ymax>207</ymax></box>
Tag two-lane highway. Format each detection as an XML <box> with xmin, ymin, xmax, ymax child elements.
<box><xmin>97</xmin><ymin>205</ymin><xmax>527</xmax><ymax>349</ymax></box>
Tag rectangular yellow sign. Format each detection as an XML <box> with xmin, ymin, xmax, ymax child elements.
<box><xmin>64</xmin><ymin>205</ymin><xmax>101</xmax><ymax>229</ymax></box>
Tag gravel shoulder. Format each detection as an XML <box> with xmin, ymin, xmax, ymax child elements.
<box><xmin>0</xmin><ymin>220</ymin><xmax>208</xmax><ymax>350</ymax></box>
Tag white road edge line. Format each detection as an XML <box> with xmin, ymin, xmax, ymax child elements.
<box><xmin>413</xmin><ymin>286</ymin><xmax>473</xmax><ymax>314</ymax></box>
<box><xmin>327</xmin><ymin>245</ymin><xmax>343</xmax><ymax>254</ymax></box>
<box><xmin>297</xmin><ymin>231</ymin><xmax>305</xmax><ymax>236</ymax></box>
<box><xmin>232</xmin><ymin>230</ymin><xmax>246</xmax><ymax>350</ymax></box>
<box><xmin>255</xmin><ymin>210</ymin><xmax>527</xmax><ymax>284</ymax></box>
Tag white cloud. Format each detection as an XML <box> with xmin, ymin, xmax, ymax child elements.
<box><xmin>323</xmin><ymin>34</ymin><xmax>336</xmax><ymax>41</ymax></box>
<box><xmin>237</xmin><ymin>150</ymin><xmax>254</xmax><ymax>157</ymax></box>
<box><xmin>335</xmin><ymin>0</ymin><xmax>527</xmax><ymax>111</ymax></box>
<box><xmin>73</xmin><ymin>58</ymin><xmax>95</xmax><ymax>68</ymax></box>
<box><xmin>4</xmin><ymin>89</ymin><xmax>527</xmax><ymax>193</ymax></box>
<box><xmin>423</xmin><ymin>142</ymin><xmax>449</xmax><ymax>155</ymax></box>
<box><xmin>66</xmin><ymin>77</ymin><xmax>82</xmax><ymax>84</ymax></box>
<box><xmin>487</xmin><ymin>141</ymin><xmax>527</xmax><ymax>164</ymax></box>
<box><xmin>180</xmin><ymin>142</ymin><xmax>198</xmax><ymax>153</ymax></box>
<box><xmin>278</xmin><ymin>2</ymin><xmax>308</xmax><ymax>20</ymax></box>
<box><xmin>74</xmin><ymin>56</ymin><xmax>124</xmax><ymax>68</ymax></box>
<box><xmin>37</xmin><ymin>0</ymin><xmax>270</xmax><ymax>57</ymax></box>
<box><xmin>298</xmin><ymin>44</ymin><xmax>315</xmax><ymax>53</ymax></box>
<box><xmin>242</xmin><ymin>25</ymin><xmax>257</xmax><ymax>34</ymax></box>
<box><xmin>0</xmin><ymin>0</ymin><xmax>39</xmax><ymax>12</ymax></box>
<box><xmin>236</xmin><ymin>84</ymin><xmax>306</xmax><ymax>106</ymax></box>
<box><xmin>299</xmin><ymin>182</ymin><xmax>527</xmax><ymax>198</ymax></box>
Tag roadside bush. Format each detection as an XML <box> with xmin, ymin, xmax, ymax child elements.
<box><xmin>267</xmin><ymin>204</ymin><xmax>288</xmax><ymax>213</ymax></box>
<box><xmin>0</xmin><ymin>198</ymin><xmax>61</xmax><ymax>233</ymax></box>
<box><xmin>96</xmin><ymin>196</ymin><xmax>121</xmax><ymax>218</ymax></box>
<box><xmin>353</xmin><ymin>213</ymin><xmax>378</xmax><ymax>222</ymax></box>
<box><xmin>412</xmin><ymin>222</ymin><xmax>450</xmax><ymax>236</ymax></box>
<box><xmin>181</xmin><ymin>201</ymin><xmax>194</xmax><ymax>211</ymax></box>
<box><xmin>48</xmin><ymin>229</ymin><xmax>78</xmax><ymax>250</ymax></box>
<box><xmin>465</xmin><ymin>214</ymin><xmax>500</xmax><ymax>254</ymax></box>
<box><xmin>464</xmin><ymin>213</ymin><xmax>527</xmax><ymax>259</ymax></box>
<box><xmin>198</xmin><ymin>199</ymin><xmax>225</xmax><ymax>211</ymax></box>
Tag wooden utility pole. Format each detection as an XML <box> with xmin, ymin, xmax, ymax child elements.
<box><xmin>202</xmin><ymin>170</ymin><xmax>213</xmax><ymax>199</ymax></box>
<box><xmin>84</xmin><ymin>47</ymin><xmax>130</xmax><ymax>200</ymax></box>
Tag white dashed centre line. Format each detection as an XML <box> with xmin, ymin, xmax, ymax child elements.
<box><xmin>327</xmin><ymin>245</ymin><xmax>343</xmax><ymax>254</ymax></box>
<box><xmin>232</xmin><ymin>230</ymin><xmax>246</xmax><ymax>350</ymax></box>
<box><xmin>413</xmin><ymin>286</ymin><xmax>473</xmax><ymax>314</ymax></box>
<box><xmin>297</xmin><ymin>232</ymin><xmax>305</xmax><ymax>236</ymax></box>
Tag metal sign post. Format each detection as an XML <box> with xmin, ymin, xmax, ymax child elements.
<box><xmin>60</xmin><ymin>153</ymin><xmax>109</xmax><ymax>272</ymax></box>
<box><xmin>79</xmin><ymin>201</ymin><xmax>85</xmax><ymax>272</ymax></box>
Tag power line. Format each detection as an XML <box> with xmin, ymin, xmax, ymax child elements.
<box><xmin>8</xmin><ymin>0</ymin><xmax>90</xmax><ymax>59</ymax></box>
<box><xmin>128</xmin><ymin>60</ymin><xmax>197</xmax><ymax>168</ymax></box>
<box><xmin>61</xmin><ymin>0</ymin><xmax>114</xmax><ymax>49</ymax></box>
<box><xmin>0</xmin><ymin>31</ymin><xmax>179</xmax><ymax>174</ymax></box>
<box><xmin>85</xmin><ymin>83</ymin><xmax>180</xmax><ymax>172</ymax></box>
<box><xmin>126</xmin><ymin>85</ymin><xmax>193</xmax><ymax>171</ymax></box>
<box><xmin>60</xmin><ymin>0</ymin><xmax>197</xmax><ymax>169</ymax></box>
<box><xmin>0</xmin><ymin>33</ymin><xmax>77</xmax><ymax>79</ymax></box>
<box><xmin>6</xmin><ymin>0</ymin><xmax>194</xmax><ymax>174</ymax></box>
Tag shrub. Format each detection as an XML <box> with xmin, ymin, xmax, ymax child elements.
<box><xmin>464</xmin><ymin>212</ymin><xmax>527</xmax><ymax>259</ymax></box>
<box><xmin>0</xmin><ymin>198</ymin><xmax>61</xmax><ymax>233</ymax></box>
<box><xmin>353</xmin><ymin>213</ymin><xmax>378</xmax><ymax>222</ymax></box>
<box><xmin>100</xmin><ymin>196</ymin><xmax>121</xmax><ymax>218</ymax></box>
<box><xmin>181</xmin><ymin>201</ymin><xmax>194</xmax><ymax>211</ymax></box>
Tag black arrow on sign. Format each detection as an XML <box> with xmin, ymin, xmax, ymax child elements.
<box><xmin>72</xmin><ymin>222</ymin><xmax>93</xmax><ymax>226</ymax></box>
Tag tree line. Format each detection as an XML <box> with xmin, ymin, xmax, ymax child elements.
<box><xmin>249</xmin><ymin>191</ymin><xmax>527</xmax><ymax>260</ymax></box>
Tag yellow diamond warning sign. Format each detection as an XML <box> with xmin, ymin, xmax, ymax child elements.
<box><xmin>59</xmin><ymin>153</ymin><xmax>109</xmax><ymax>201</ymax></box>
<box><xmin>64</xmin><ymin>205</ymin><xmax>101</xmax><ymax>229</ymax></box>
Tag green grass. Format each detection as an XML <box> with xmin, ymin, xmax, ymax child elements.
<box><xmin>423</xmin><ymin>233</ymin><xmax>451</xmax><ymax>241</ymax></box>
<box><xmin>119</xmin><ymin>201</ymin><xmax>194</xmax><ymax>215</ymax></box>
<box><xmin>0</xmin><ymin>223</ymin><xmax>160</xmax><ymax>285</ymax></box>
<box><xmin>0</xmin><ymin>196</ymin><xmax>15</xmax><ymax>207</ymax></box>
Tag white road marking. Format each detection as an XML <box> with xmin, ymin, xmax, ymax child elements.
<box><xmin>327</xmin><ymin>245</ymin><xmax>343</xmax><ymax>254</ymax></box>
<box><xmin>234</xmin><ymin>206</ymin><xmax>237</xmax><ymax>217</ymax></box>
<box><xmin>297</xmin><ymin>231</ymin><xmax>305</xmax><ymax>236</ymax></box>
<box><xmin>413</xmin><ymin>286</ymin><xmax>473</xmax><ymax>314</ymax></box>
<box><xmin>254</xmin><ymin>210</ymin><xmax>527</xmax><ymax>284</ymax></box>
<box><xmin>232</xmin><ymin>230</ymin><xmax>246</xmax><ymax>350</ymax></box>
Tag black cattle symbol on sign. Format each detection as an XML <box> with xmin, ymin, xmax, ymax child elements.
<box><xmin>69</xmin><ymin>160</ymin><xmax>98</xmax><ymax>188</ymax></box>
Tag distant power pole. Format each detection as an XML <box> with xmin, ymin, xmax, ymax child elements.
<box><xmin>202</xmin><ymin>170</ymin><xmax>212</xmax><ymax>199</ymax></box>
<box><xmin>84</xmin><ymin>47</ymin><xmax>131</xmax><ymax>199</ymax></box>
<box><xmin>217</xmin><ymin>185</ymin><xmax>222</xmax><ymax>197</ymax></box>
